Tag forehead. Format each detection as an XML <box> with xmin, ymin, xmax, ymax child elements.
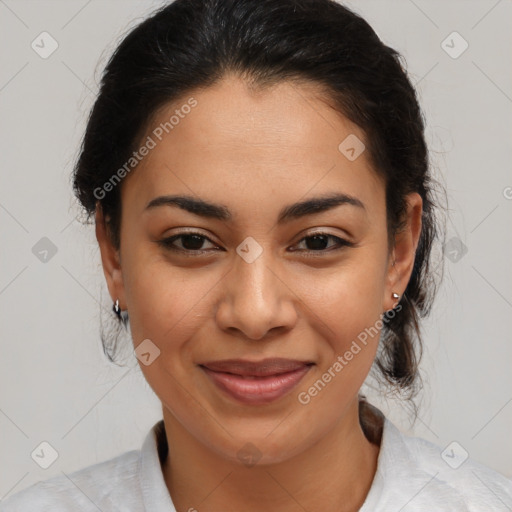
<box><xmin>121</xmin><ymin>74</ymin><xmax>384</xmax><ymax>219</ymax></box>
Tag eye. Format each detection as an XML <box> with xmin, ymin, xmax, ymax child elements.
<box><xmin>158</xmin><ymin>232</ymin><xmax>219</xmax><ymax>254</ymax></box>
<box><xmin>291</xmin><ymin>231</ymin><xmax>354</xmax><ymax>254</ymax></box>
<box><xmin>158</xmin><ymin>230</ymin><xmax>353</xmax><ymax>256</ymax></box>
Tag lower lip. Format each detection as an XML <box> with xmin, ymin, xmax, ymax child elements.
<box><xmin>201</xmin><ymin>365</ymin><xmax>312</xmax><ymax>405</ymax></box>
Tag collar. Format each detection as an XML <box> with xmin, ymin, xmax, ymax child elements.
<box><xmin>140</xmin><ymin>409</ymin><xmax>395</xmax><ymax>512</ymax></box>
<box><xmin>140</xmin><ymin>419</ymin><xmax>176</xmax><ymax>512</ymax></box>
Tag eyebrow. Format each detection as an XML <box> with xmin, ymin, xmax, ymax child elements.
<box><xmin>144</xmin><ymin>192</ymin><xmax>366</xmax><ymax>224</ymax></box>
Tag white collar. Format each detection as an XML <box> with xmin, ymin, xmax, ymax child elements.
<box><xmin>140</xmin><ymin>420</ymin><xmax>176</xmax><ymax>512</ymax></box>
<box><xmin>138</xmin><ymin>416</ymin><xmax>396</xmax><ymax>511</ymax></box>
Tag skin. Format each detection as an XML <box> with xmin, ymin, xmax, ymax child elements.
<box><xmin>96</xmin><ymin>74</ymin><xmax>422</xmax><ymax>512</ymax></box>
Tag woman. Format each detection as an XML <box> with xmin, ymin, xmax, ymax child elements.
<box><xmin>2</xmin><ymin>0</ymin><xmax>511</xmax><ymax>510</ymax></box>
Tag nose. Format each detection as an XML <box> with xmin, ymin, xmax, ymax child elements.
<box><xmin>214</xmin><ymin>248</ymin><xmax>298</xmax><ymax>341</ymax></box>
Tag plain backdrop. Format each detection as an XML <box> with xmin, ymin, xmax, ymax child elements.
<box><xmin>1</xmin><ymin>0</ymin><xmax>511</xmax><ymax>499</ymax></box>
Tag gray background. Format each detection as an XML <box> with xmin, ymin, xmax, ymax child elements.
<box><xmin>1</xmin><ymin>0</ymin><xmax>511</xmax><ymax>499</ymax></box>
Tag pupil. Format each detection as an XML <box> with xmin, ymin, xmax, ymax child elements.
<box><xmin>182</xmin><ymin>234</ymin><xmax>204</xmax><ymax>250</ymax></box>
<box><xmin>307</xmin><ymin>235</ymin><xmax>328</xmax><ymax>250</ymax></box>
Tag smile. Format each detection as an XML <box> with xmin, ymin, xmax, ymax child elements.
<box><xmin>199</xmin><ymin>358</ymin><xmax>314</xmax><ymax>405</ymax></box>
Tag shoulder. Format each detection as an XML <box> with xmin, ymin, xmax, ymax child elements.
<box><xmin>0</xmin><ymin>449</ymin><xmax>140</xmax><ymax>512</ymax></box>
<box><xmin>375</xmin><ymin>418</ymin><xmax>512</xmax><ymax>511</ymax></box>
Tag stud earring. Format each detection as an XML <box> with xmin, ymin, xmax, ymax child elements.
<box><xmin>392</xmin><ymin>292</ymin><xmax>400</xmax><ymax>300</ymax></box>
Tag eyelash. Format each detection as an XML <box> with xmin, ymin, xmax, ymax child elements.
<box><xmin>158</xmin><ymin>231</ymin><xmax>354</xmax><ymax>256</ymax></box>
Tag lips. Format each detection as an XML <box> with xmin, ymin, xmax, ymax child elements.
<box><xmin>199</xmin><ymin>358</ymin><xmax>313</xmax><ymax>405</ymax></box>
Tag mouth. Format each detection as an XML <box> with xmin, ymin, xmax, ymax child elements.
<box><xmin>199</xmin><ymin>358</ymin><xmax>314</xmax><ymax>405</ymax></box>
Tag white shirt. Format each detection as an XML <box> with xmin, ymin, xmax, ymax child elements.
<box><xmin>1</xmin><ymin>415</ymin><xmax>511</xmax><ymax>511</ymax></box>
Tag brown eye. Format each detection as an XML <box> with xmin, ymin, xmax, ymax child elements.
<box><xmin>291</xmin><ymin>232</ymin><xmax>353</xmax><ymax>253</ymax></box>
<box><xmin>159</xmin><ymin>233</ymin><xmax>218</xmax><ymax>253</ymax></box>
<box><xmin>158</xmin><ymin>231</ymin><xmax>353</xmax><ymax>256</ymax></box>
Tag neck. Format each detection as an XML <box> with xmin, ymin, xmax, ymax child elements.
<box><xmin>161</xmin><ymin>398</ymin><xmax>382</xmax><ymax>512</ymax></box>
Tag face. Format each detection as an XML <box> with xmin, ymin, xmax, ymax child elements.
<box><xmin>96</xmin><ymin>74</ymin><xmax>421</xmax><ymax>465</ymax></box>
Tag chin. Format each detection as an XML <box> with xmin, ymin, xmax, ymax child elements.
<box><xmin>202</xmin><ymin>421</ymin><xmax>319</xmax><ymax>468</ymax></box>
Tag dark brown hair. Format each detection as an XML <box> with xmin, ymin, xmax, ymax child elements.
<box><xmin>72</xmin><ymin>0</ymin><xmax>445</xmax><ymax>408</ymax></box>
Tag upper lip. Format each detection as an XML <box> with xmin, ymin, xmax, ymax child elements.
<box><xmin>199</xmin><ymin>358</ymin><xmax>314</xmax><ymax>377</ymax></box>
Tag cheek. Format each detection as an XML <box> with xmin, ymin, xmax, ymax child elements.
<box><xmin>303</xmin><ymin>248</ymin><xmax>388</xmax><ymax>346</ymax></box>
<box><xmin>124</xmin><ymin>256</ymin><xmax>218</xmax><ymax>348</ymax></box>
<box><xmin>294</xmin><ymin>245</ymin><xmax>389</xmax><ymax>405</ymax></box>
<box><xmin>123</xmin><ymin>258</ymin><xmax>215</xmax><ymax>411</ymax></box>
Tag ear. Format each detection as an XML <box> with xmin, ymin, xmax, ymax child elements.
<box><xmin>383</xmin><ymin>192</ymin><xmax>423</xmax><ymax>311</ymax></box>
<box><xmin>95</xmin><ymin>202</ymin><xmax>126</xmax><ymax>310</ymax></box>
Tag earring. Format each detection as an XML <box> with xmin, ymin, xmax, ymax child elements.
<box><xmin>392</xmin><ymin>292</ymin><xmax>400</xmax><ymax>300</ymax></box>
<box><xmin>112</xmin><ymin>298</ymin><xmax>129</xmax><ymax>329</ymax></box>
<box><xmin>113</xmin><ymin>298</ymin><xmax>122</xmax><ymax>319</ymax></box>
